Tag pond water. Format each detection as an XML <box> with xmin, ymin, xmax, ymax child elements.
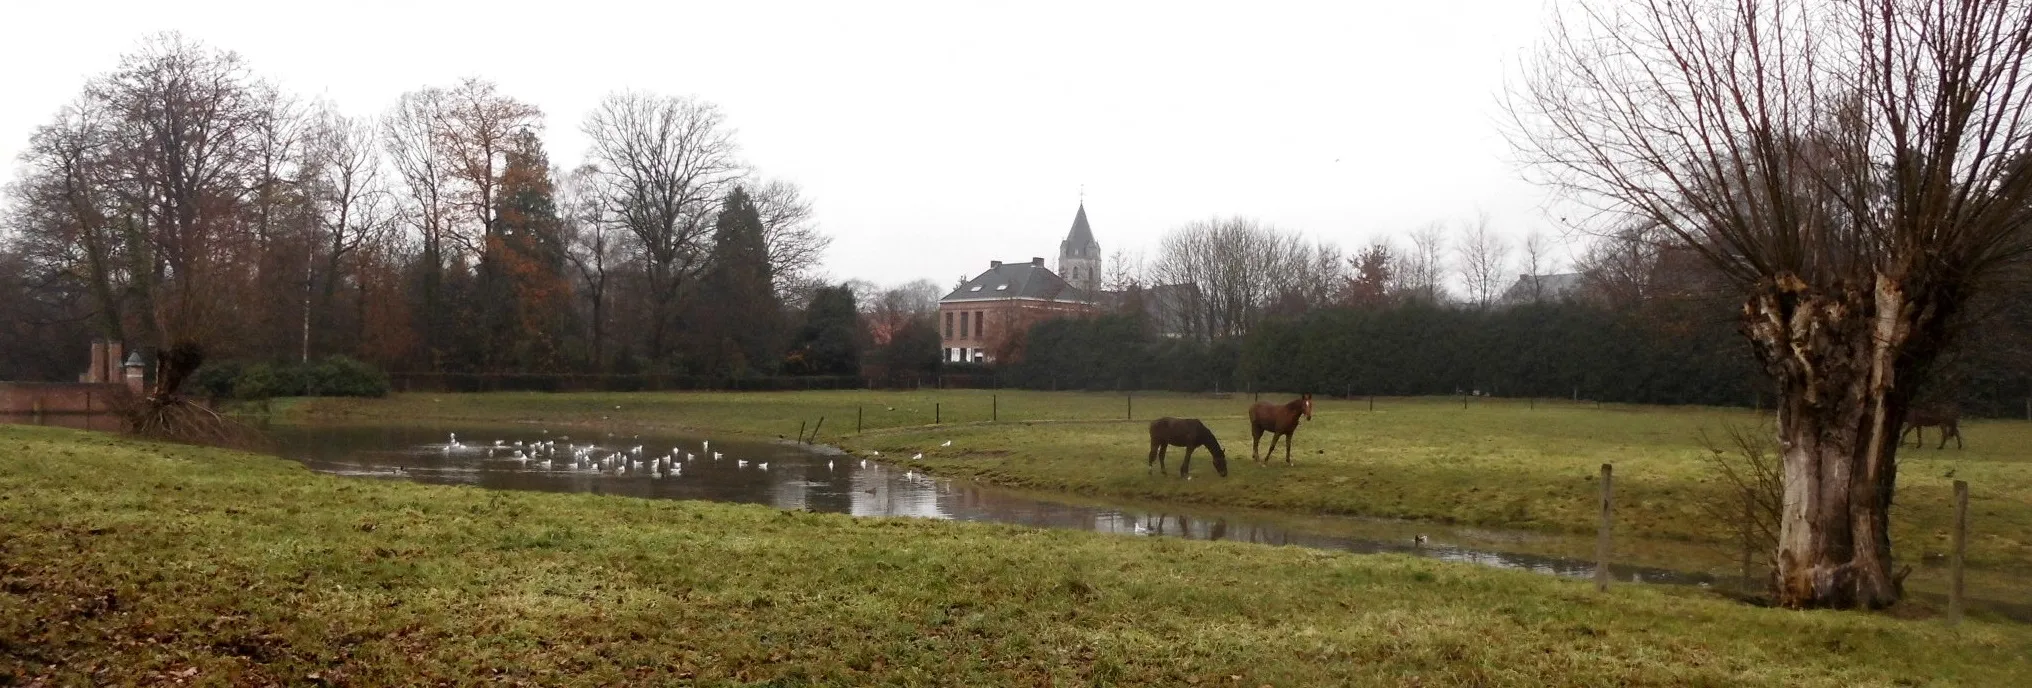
<box><xmin>262</xmin><ymin>422</ymin><xmax>1724</xmax><ymax>587</ymax></box>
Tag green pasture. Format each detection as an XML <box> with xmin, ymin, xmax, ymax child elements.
<box><xmin>4</xmin><ymin>424</ymin><xmax>2027</xmax><ymax>685</ymax></box>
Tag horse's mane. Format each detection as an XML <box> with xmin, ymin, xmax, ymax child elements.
<box><xmin>1196</xmin><ymin>421</ymin><xmax>1225</xmax><ymax>454</ymax></box>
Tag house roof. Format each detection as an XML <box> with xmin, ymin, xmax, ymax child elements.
<box><xmin>1060</xmin><ymin>204</ymin><xmax>1099</xmax><ymax>259</ymax></box>
<box><xmin>941</xmin><ymin>260</ymin><xmax>1093</xmax><ymax>304</ymax></box>
<box><xmin>1500</xmin><ymin>272</ymin><xmax>1585</xmax><ymax>303</ymax></box>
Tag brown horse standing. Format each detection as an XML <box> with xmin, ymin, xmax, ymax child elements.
<box><xmin>1148</xmin><ymin>417</ymin><xmax>1228</xmax><ymax>477</ymax></box>
<box><xmin>1902</xmin><ymin>407</ymin><xmax>1964</xmax><ymax>449</ymax></box>
<box><xmin>1249</xmin><ymin>393</ymin><xmax>1313</xmax><ymax>465</ymax></box>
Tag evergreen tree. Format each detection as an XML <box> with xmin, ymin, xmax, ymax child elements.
<box><xmin>690</xmin><ymin>187</ymin><xmax>782</xmax><ymax>376</ymax></box>
<box><xmin>787</xmin><ymin>284</ymin><xmax>863</xmax><ymax>375</ymax></box>
<box><xmin>477</xmin><ymin>131</ymin><xmax>572</xmax><ymax>373</ymax></box>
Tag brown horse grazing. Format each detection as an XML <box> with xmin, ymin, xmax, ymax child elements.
<box><xmin>1148</xmin><ymin>417</ymin><xmax>1228</xmax><ymax>478</ymax></box>
<box><xmin>1902</xmin><ymin>407</ymin><xmax>1964</xmax><ymax>449</ymax></box>
<box><xmin>1250</xmin><ymin>393</ymin><xmax>1313</xmax><ymax>465</ymax></box>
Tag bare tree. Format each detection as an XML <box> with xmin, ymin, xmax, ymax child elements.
<box><xmin>93</xmin><ymin>33</ymin><xmax>272</xmax><ymax>403</ymax></box>
<box><xmin>1400</xmin><ymin>222</ymin><xmax>1450</xmax><ymax>302</ymax></box>
<box><xmin>1151</xmin><ymin>216</ymin><xmax>1311</xmax><ymax>339</ymax></box>
<box><xmin>1574</xmin><ymin>219</ymin><xmax>1665</xmax><ymax>308</ymax></box>
<box><xmin>748</xmin><ymin>177</ymin><xmax>831</xmax><ymax>305</ymax></box>
<box><xmin>10</xmin><ymin>98</ymin><xmax>128</xmax><ymax>345</ymax></box>
<box><xmin>305</xmin><ymin>105</ymin><xmax>391</xmax><ymax>358</ymax></box>
<box><xmin>1519</xmin><ymin>230</ymin><xmax>1555</xmax><ymax>302</ymax></box>
<box><xmin>558</xmin><ymin>164</ymin><xmax>620</xmax><ymax>368</ymax></box>
<box><xmin>581</xmin><ymin>91</ymin><xmax>742</xmax><ymax>361</ymax></box>
<box><xmin>1513</xmin><ymin>0</ymin><xmax>2032</xmax><ymax>609</ymax></box>
<box><xmin>438</xmin><ymin>78</ymin><xmax>543</xmax><ymax>250</ymax></box>
<box><xmin>1104</xmin><ymin>247</ymin><xmax>1147</xmax><ymax>291</ymax></box>
<box><xmin>1456</xmin><ymin>213</ymin><xmax>1510</xmax><ymax>308</ymax></box>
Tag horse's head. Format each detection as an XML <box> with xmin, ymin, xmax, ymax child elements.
<box><xmin>1300</xmin><ymin>393</ymin><xmax>1314</xmax><ymax>421</ymax></box>
<box><xmin>1201</xmin><ymin>424</ymin><xmax>1229</xmax><ymax>477</ymax></box>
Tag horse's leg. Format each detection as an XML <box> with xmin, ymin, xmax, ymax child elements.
<box><xmin>1284</xmin><ymin>429</ymin><xmax>1295</xmax><ymax>465</ymax></box>
<box><xmin>1264</xmin><ymin>433</ymin><xmax>1281</xmax><ymax>465</ymax></box>
<box><xmin>1900</xmin><ymin>426</ymin><xmax>1915</xmax><ymax>448</ymax></box>
<box><xmin>1157</xmin><ymin>445</ymin><xmax>1169</xmax><ymax>474</ymax></box>
<box><xmin>1148</xmin><ymin>440</ymin><xmax>1160</xmax><ymax>472</ymax></box>
<box><xmin>1180</xmin><ymin>446</ymin><xmax>1195</xmax><ymax>478</ymax></box>
<box><xmin>1953</xmin><ymin>424</ymin><xmax>1964</xmax><ymax>449</ymax></box>
<box><xmin>1251</xmin><ymin>423</ymin><xmax>1264</xmax><ymax>462</ymax></box>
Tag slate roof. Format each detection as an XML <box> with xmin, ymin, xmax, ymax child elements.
<box><xmin>941</xmin><ymin>260</ymin><xmax>1093</xmax><ymax>304</ymax></box>
<box><xmin>1060</xmin><ymin>204</ymin><xmax>1100</xmax><ymax>259</ymax></box>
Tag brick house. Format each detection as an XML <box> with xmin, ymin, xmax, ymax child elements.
<box><xmin>939</xmin><ymin>257</ymin><xmax>1095</xmax><ymax>364</ymax></box>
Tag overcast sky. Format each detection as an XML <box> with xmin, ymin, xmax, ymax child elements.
<box><xmin>0</xmin><ymin>0</ymin><xmax>1574</xmax><ymax>287</ymax></box>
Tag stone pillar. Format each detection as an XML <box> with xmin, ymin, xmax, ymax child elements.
<box><xmin>89</xmin><ymin>340</ymin><xmax>107</xmax><ymax>383</ymax></box>
<box><xmin>124</xmin><ymin>351</ymin><xmax>146</xmax><ymax>396</ymax></box>
<box><xmin>107</xmin><ymin>341</ymin><xmax>123</xmax><ymax>386</ymax></box>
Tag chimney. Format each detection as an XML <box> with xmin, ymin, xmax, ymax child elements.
<box><xmin>106</xmin><ymin>341</ymin><xmax>123</xmax><ymax>385</ymax></box>
<box><xmin>990</xmin><ymin>260</ymin><xmax>1002</xmax><ymax>268</ymax></box>
<box><xmin>1031</xmin><ymin>257</ymin><xmax>1044</xmax><ymax>267</ymax></box>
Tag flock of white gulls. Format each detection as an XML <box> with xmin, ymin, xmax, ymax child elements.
<box><xmin>438</xmin><ymin>432</ymin><xmax>782</xmax><ymax>479</ymax></box>
<box><xmin>431</xmin><ymin>431</ymin><xmax>948</xmax><ymax>485</ymax></box>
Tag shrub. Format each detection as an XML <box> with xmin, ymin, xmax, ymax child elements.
<box><xmin>200</xmin><ymin>357</ymin><xmax>391</xmax><ymax>400</ymax></box>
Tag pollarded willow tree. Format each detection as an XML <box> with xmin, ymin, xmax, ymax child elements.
<box><xmin>1511</xmin><ymin>0</ymin><xmax>2032</xmax><ymax>609</ymax></box>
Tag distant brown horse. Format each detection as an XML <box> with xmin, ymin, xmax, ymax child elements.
<box><xmin>1902</xmin><ymin>407</ymin><xmax>1963</xmax><ymax>449</ymax></box>
<box><xmin>1148</xmin><ymin>417</ymin><xmax>1228</xmax><ymax>477</ymax></box>
<box><xmin>1249</xmin><ymin>393</ymin><xmax>1313</xmax><ymax>465</ymax></box>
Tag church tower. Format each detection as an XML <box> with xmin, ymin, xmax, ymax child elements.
<box><xmin>1058</xmin><ymin>203</ymin><xmax>1101</xmax><ymax>296</ymax></box>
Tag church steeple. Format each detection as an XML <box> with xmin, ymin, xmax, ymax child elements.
<box><xmin>1058</xmin><ymin>202</ymin><xmax>1101</xmax><ymax>294</ymax></box>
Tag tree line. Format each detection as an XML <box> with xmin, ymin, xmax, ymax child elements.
<box><xmin>0</xmin><ymin>33</ymin><xmax>869</xmax><ymax>389</ymax></box>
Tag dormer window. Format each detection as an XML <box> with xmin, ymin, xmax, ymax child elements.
<box><xmin>970</xmin><ymin>285</ymin><xmax>983</xmax><ymax>292</ymax></box>
<box><xmin>995</xmin><ymin>284</ymin><xmax>1008</xmax><ymax>291</ymax></box>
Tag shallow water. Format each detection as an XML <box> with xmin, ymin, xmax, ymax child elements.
<box><xmin>262</xmin><ymin>422</ymin><xmax>1724</xmax><ymax>586</ymax></box>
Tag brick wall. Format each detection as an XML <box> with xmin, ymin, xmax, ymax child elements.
<box><xmin>0</xmin><ymin>383</ymin><xmax>134</xmax><ymax>414</ymax></box>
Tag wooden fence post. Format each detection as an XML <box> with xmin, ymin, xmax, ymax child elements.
<box><xmin>935</xmin><ymin>403</ymin><xmax>941</xmax><ymax>424</ymax></box>
<box><xmin>1951</xmin><ymin>480</ymin><xmax>1969</xmax><ymax>626</ymax></box>
<box><xmin>857</xmin><ymin>406</ymin><xmax>863</xmax><ymax>433</ymax></box>
<box><xmin>798</xmin><ymin>421</ymin><xmax>807</xmax><ymax>444</ymax></box>
<box><xmin>810</xmin><ymin>417</ymin><xmax>824</xmax><ymax>444</ymax></box>
<box><xmin>1127</xmin><ymin>394</ymin><xmax>1133</xmax><ymax>420</ymax></box>
<box><xmin>1369</xmin><ymin>395</ymin><xmax>1374</xmax><ymax>412</ymax></box>
<box><xmin>992</xmin><ymin>394</ymin><xmax>998</xmax><ymax>422</ymax></box>
<box><xmin>1596</xmin><ymin>463</ymin><xmax>1614</xmax><ymax>592</ymax></box>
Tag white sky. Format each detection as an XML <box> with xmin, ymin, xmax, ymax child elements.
<box><xmin>0</xmin><ymin>0</ymin><xmax>1577</xmax><ymax>287</ymax></box>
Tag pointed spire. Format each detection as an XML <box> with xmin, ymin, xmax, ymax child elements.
<box><xmin>1064</xmin><ymin>203</ymin><xmax>1096</xmax><ymax>252</ymax></box>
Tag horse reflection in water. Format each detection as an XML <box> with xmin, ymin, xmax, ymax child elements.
<box><xmin>1146</xmin><ymin>417</ymin><xmax>1229</xmax><ymax>478</ymax></box>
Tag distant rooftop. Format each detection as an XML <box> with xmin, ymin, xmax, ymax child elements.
<box><xmin>941</xmin><ymin>258</ymin><xmax>1093</xmax><ymax>304</ymax></box>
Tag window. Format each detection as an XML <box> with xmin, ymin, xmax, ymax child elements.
<box><xmin>976</xmin><ymin>311</ymin><xmax>985</xmax><ymax>338</ymax></box>
<box><xmin>943</xmin><ymin>347</ymin><xmax>952</xmax><ymax>362</ymax></box>
<box><xmin>969</xmin><ymin>285</ymin><xmax>983</xmax><ymax>292</ymax></box>
<box><xmin>944</xmin><ymin>312</ymin><xmax>953</xmax><ymax>339</ymax></box>
<box><xmin>995</xmin><ymin>284</ymin><xmax>1008</xmax><ymax>291</ymax></box>
<box><xmin>960</xmin><ymin>311</ymin><xmax>969</xmax><ymax>338</ymax></box>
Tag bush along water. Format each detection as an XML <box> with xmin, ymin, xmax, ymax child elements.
<box><xmin>190</xmin><ymin>356</ymin><xmax>391</xmax><ymax>400</ymax></box>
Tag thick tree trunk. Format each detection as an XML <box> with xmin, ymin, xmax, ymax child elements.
<box><xmin>1746</xmin><ymin>273</ymin><xmax>1920</xmax><ymax>609</ymax></box>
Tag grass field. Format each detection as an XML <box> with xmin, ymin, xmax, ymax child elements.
<box><xmin>286</xmin><ymin>390</ymin><xmax>2032</xmax><ymax>578</ymax></box>
<box><xmin>5</xmin><ymin>424</ymin><xmax>2030</xmax><ymax>685</ymax></box>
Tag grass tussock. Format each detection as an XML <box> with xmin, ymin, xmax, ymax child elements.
<box><xmin>3</xmin><ymin>424</ymin><xmax>2029</xmax><ymax>685</ymax></box>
